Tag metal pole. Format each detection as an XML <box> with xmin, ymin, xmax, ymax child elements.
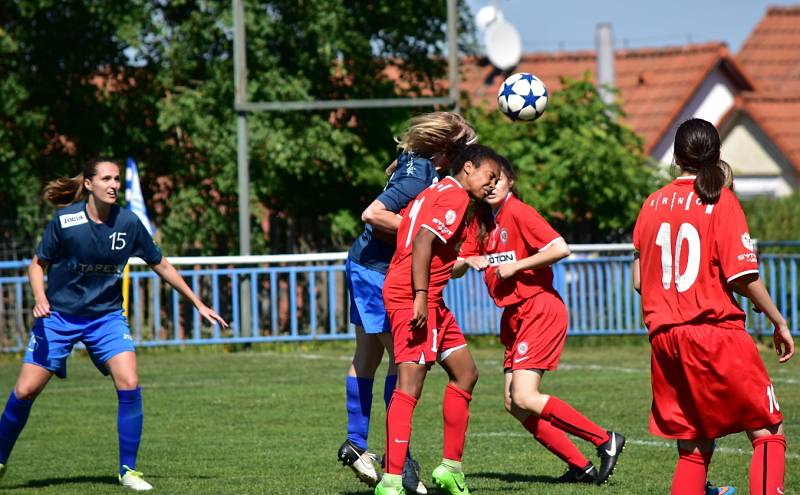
<box><xmin>596</xmin><ymin>23</ymin><xmax>615</xmax><ymax>107</ymax></box>
<box><xmin>233</xmin><ymin>0</ymin><xmax>252</xmax><ymax>334</ymax></box>
<box><xmin>447</xmin><ymin>0</ymin><xmax>460</xmax><ymax>113</ymax></box>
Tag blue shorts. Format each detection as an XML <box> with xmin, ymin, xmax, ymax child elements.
<box><xmin>23</xmin><ymin>310</ymin><xmax>135</xmax><ymax>379</ymax></box>
<box><xmin>345</xmin><ymin>259</ymin><xmax>390</xmax><ymax>334</ymax></box>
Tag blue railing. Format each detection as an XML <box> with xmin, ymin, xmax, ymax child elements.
<box><xmin>1</xmin><ymin>247</ymin><xmax>798</xmax><ymax>351</ymax></box>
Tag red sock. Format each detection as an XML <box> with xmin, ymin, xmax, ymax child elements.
<box><xmin>442</xmin><ymin>383</ymin><xmax>472</xmax><ymax>462</ymax></box>
<box><xmin>750</xmin><ymin>434</ymin><xmax>786</xmax><ymax>495</ymax></box>
<box><xmin>671</xmin><ymin>448</ymin><xmax>712</xmax><ymax>495</ymax></box>
<box><xmin>385</xmin><ymin>390</ymin><xmax>417</xmax><ymax>475</ymax></box>
<box><xmin>522</xmin><ymin>415</ymin><xmax>589</xmax><ymax>469</ymax></box>
<box><xmin>540</xmin><ymin>396</ymin><xmax>609</xmax><ymax>446</ymax></box>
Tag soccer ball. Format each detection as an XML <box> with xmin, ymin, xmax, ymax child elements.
<box><xmin>497</xmin><ymin>72</ymin><xmax>548</xmax><ymax>121</ymax></box>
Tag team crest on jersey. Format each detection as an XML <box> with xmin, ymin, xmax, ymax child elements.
<box><xmin>517</xmin><ymin>342</ymin><xmax>528</xmax><ymax>355</ymax></box>
<box><xmin>500</xmin><ymin>228</ymin><xmax>508</xmax><ymax>244</ymax></box>
<box><xmin>487</xmin><ymin>250</ymin><xmax>517</xmax><ymax>266</ymax></box>
<box><xmin>59</xmin><ymin>211</ymin><xmax>88</xmax><ymax>229</ymax></box>
<box><xmin>741</xmin><ymin>233</ymin><xmax>754</xmax><ymax>251</ymax></box>
<box><xmin>445</xmin><ymin>209</ymin><xmax>457</xmax><ymax>225</ymax></box>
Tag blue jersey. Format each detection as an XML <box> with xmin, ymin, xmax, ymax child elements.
<box><xmin>36</xmin><ymin>200</ymin><xmax>163</xmax><ymax>317</ymax></box>
<box><xmin>348</xmin><ymin>152</ymin><xmax>439</xmax><ymax>274</ymax></box>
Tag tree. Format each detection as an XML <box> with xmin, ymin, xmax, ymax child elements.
<box><xmin>464</xmin><ymin>74</ymin><xmax>664</xmax><ymax>243</ymax></box>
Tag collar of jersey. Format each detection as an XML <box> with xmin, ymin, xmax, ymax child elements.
<box><xmin>674</xmin><ymin>175</ymin><xmax>696</xmax><ymax>181</ymax></box>
<box><xmin>443</xmin><ymin>176</ymin><xmax>463</xmax><ymax>188</ymax></box>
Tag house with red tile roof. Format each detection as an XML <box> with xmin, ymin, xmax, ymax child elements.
<box><xmin>461</xmin><ymin>5</ymin><xmax>800</xmax><ymax>197</ymax></box>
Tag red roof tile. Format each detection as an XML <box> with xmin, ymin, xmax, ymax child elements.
<box><xmin>461</xmin><ymin>42</ymin><xmax>752</xmax><ymax>152</ymax></box>
<box><xmin>736</xmin><ymin>5</ymin><xmax>800</xmax><ymax>94</ymax></box>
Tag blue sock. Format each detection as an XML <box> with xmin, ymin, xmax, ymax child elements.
<box><xmin>383</xmin><ymin>374</ymin><xmax>411</xmax><ymax>459</ymax></box>
<box><xmin>345</xmin><ymin>376</ymin><xmax>373</xmax><ymax>451</ymax></box>
<box><xmin>383</xmin><ymin>374</ymin><xmax>397</xmax><ymax>410</ymax></box>
<box><xmin>0</xmin><ymin>391</ymin><xmax>34</xmax><ymax>464</ymax></box>
<box><xmin>117</xmin><ymin>388</ymin><xmax>143</xmax><ymax>476</ymax></box>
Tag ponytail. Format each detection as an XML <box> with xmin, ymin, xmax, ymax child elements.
<box><xmin>43</xmin><ymin>174</ymin><xmax>85</xmax><ymax>208</ymax></box>
<box><xmin>673</xmin><ymin>118</ymin><xmax>724</xmax><ymax>204</ymax></box>
<box><xmin>694</xmin><ymin>161</ymin><xmax>726</xmax><ymax>204</ymax></box>
<box><xmin>42</xmin><ymin>157</ymin><xmax>117</xmax><ymax>208</ymax></box>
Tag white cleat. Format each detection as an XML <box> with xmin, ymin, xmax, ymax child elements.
<box><xmin>118</xmin><ymin>465</ymin><xmax>153</xmax><ymax>491</ymax></box>
<box><xmin>403</xmin><ymin>456</ymin><xmax>428</xmax><ymax>494</ymax></box>
<box><xmin>337</xmin><ymin>440</ymin><xmax>379</xmax><ymax>487</ymax></box>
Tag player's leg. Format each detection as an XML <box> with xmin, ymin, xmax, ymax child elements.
<box><xmin>747</xmin><ymin>423</ymin><xmax>786</xmax><ymax>495</ymax></box>
<box><xmin>502</xmin><ymin>371</ymin><xmax>595</xmax><ymax>483</ymax></box>
<box><xmin>0</xmin><ymin>364</ymin><xmax>53</xmax><ymax>476</ymax></box>
<box><xmin>84</xmin><ymin>311</ymin><xmax>151</xmax><ymax>491</ymax></box>
<box><xmin>377</xmin><ymin>332</ymin><xmax>427</xmax><ymax>495</ymax></box>
<box><xmin>672</xmin><ymin>439</ymin><xmax>714</xmax><ymax>495</ymax></box>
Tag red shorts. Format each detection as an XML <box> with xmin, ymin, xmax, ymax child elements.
<box><xmin>650</xmin><ymin>325</ymin><xmax>783</xmax><ymax>440</ymax></box>
<box><xmin>500</xmin><ymin>290</ymin><xmax>568</xmax><ymax>371</ymax></box>
<box><xmin>389</xmin><ymin>305</ymin><xmax>467</xmax><ymax>365</ymax></box>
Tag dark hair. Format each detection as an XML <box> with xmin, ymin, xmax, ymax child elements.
<box><xmin>673</xmin><ymin>118</ymin><xmax>725</xmax><ymax>204</ymax></box>
<box><xmin>450</xmin><ymin>144</ymin><xmax>503</xmax><ymax>176</ymax></box>
<box><xmin>467</xmin><ymin>149</ymin><xmax>515</xmax><ymax>247</ymax></box>
<box><xmin>43</xmin><ymin>157</ymin><xmax>119</xmax><ymax>207</ymax></box>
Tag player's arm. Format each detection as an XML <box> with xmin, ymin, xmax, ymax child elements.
<box><xmin>361</xmin><ymin>199</ymin><xmax>402</xmax><ymax>235</ymax></box>
<box><xmin>409</xmin><ymin>228</ymin><xmax>436</xmax><ymax>331</ymax></box>
<box><xmin>452</xmin><ymin>256</ymin><xmax>489</xmax><ymax>278</ymax></box>
<box><xmin>496</xmin><ymin>237</ymin><xmax>570</xmax><ymax>281</ymax></box>
<box><xmin>729</xmin><ymin>273</ymin><xmax>793</xmax><ymax>362</ymax></box>
<box><xmin>150</xmin><ymin>258</ymin><xmax>229</xmax><ymax>328</ymax></box>
<box><xmin>632</xmin><ymin>252</ymin><xmax>641</xmax><ymax>293</ymax></box>
<box><xmin>28</xmin><ymin>255</ymin><xmax>51</xmax><ymax>318</ymax></box>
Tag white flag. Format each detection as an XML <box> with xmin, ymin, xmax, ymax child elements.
<box><xmin>125</xmin><ymin>157</ymin><xmax>156</xmax><ymax>236</ymax></box>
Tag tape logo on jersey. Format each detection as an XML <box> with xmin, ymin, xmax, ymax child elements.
<box><xmin>59</xmin><ymin>211</ymin><xmax>88</xmax><ymax>229</ymax></box>
<box><xmin>487</xmin><ymin>250</ymin><xmax>517</xmax><ymax>266</ymax></box>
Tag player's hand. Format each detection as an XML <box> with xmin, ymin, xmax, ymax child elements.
<box><xmin>198</xmin><ymin>304</ymin><xmax>229</xmax><ymax>328</ymax></box>
<box><xmin>465</xmin><ymin>256</ymin><xmax>489</xmax><ymax>272</ymax></box>
<box><xmin>495</xmin><ymin>262</ymin><xmax>518</xmax><ymax>281</ymax></box>
<box><xmin>773</xmin><ymin>323</ymin><xmax>794</xmax><ymax>363</ymax></box>
<box><xmin>32</xmin><ymin>297</ymin><xmax>50</xmax><ymax>318</ymax></box>
<box><xmin>409</xmin><ymin>292</ymin><xmax>428</xmax><ymax>332</ymax></box>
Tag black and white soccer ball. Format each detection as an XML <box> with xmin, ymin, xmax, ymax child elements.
<box><xmin>497</xmin><ymin>72</ymin><xmax>548</xmax><ymax>121</ymax></box>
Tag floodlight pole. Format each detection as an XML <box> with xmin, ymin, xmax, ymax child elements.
<box><xmin>233</xmin><ymin>0</ymin><xmax>252</xmax><ymax>334</ymax></box>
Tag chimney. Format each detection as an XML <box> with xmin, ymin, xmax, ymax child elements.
<box><xmin>596</xmin><ymin>23</ymin><xmax>615</xmax><ymax>106</ymax></box>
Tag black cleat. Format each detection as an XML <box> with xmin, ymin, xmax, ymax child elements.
<box><xmin>337</xmin><ymin>440</ymin><xmax>379</xmax><ymax>487</ymax></box>
<box><xmin>595</xmin><ymin>431</ymin><xmax>625</xmax><ymax>484</ymax></box>
<box><xmin>556</xmin><ymin>462</ymin><xmax>598</xmax><ymax>484</ymax></box>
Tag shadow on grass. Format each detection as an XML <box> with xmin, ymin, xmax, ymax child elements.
<box><xmin>6</xmin><ymin>475</ymin><xmax>117</xmax><ymax>489</ymax></box>
<box><xmin>472</xmin><ymin>471</ymin><xmax>562</xmax><ymax>484</ymax></box>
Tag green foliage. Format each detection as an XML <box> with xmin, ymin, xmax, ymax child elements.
<box><xmin>465</xmin><ymin>74</ymin><xmax>665</xmax><ymax>242</ymax></box>
<box><xmin>741</xmin><ymin>191</ymin><xmax>800</xmax><ymax>250</ymax></box>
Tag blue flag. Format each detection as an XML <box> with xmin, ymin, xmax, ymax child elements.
<box><xmin>125</xmin><ymin>157</ymin><xmax>156</xmax><ymax>236</ymax></box>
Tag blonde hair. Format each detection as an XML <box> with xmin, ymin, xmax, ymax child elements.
<box><xmin>719</xmin><ymin>159</ymin><xmax>734</xmax><ymax>190</ymax></box>
<box><xmin>395</xmin><ymin>112</ymin><xmax>477</xmax><ymax>158</ymax></box>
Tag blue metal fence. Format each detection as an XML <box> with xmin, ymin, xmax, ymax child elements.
<box><xmin>1</xmin><ymin>248</ymin><xmax>798</xmax><ymax>351</ymax></box>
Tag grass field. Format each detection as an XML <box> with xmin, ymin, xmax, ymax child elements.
<box><xmin>0</xmin><ymin>336</ymin><xmax>796</xmax><ymax>494</ymax></box>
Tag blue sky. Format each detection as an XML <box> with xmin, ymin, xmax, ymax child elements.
<box><xmin>466</xmin><ymin>0</ymin><xmax>798</xmax><ymax>53</ymax></box>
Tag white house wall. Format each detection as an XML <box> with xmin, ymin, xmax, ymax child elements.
<box><xmin>651</xmin><ymin>65</ymin><xmax>737</xmax><ymax>164</ymax></box>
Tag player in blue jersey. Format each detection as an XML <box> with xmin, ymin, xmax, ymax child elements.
<box><xmin>0</xmin><ymin>158</ymin><xmax>227</xmax><ymax>491</ymax></box>
<box><xmin>338</xmin><ymin>112</ymin><xmax>477</xmax><ymax>493</ymax></box>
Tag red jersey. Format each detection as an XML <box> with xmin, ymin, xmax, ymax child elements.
<box><xmin>459</xmin><ymin>194</ymin><xmax>563</xmax><ymax>307</ymax></box>
<box><xmin>383</xmin><ymin>176</ymin><xmax>470</xmax><ymax>310</ymax></box>
<box><xmin>633</xmin><ymin>177</ymin><xmax>759</xmax><ymax>335</ymax></box>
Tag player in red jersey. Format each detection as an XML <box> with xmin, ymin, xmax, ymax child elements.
<box><xmin>633</xmin><ymin>118</ymin><xmax>793</xmax><ymax>495</ymax></box>
<box><xmin>454</xmin><ymin>157</ymin><xmax>625</xmax><ymax>485</ymax></box>
<box><xmin>374</xmin><ymin>145</ymin><xmax>501</xmax><ymax>495</ymax></box>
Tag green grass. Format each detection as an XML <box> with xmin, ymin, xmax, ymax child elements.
<box><xmin>0</xmin><ymin>336</ymin><xmax>796</xmax><ymax>494</ymax></box>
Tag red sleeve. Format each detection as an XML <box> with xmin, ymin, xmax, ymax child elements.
<box><xmin>419</xmin><ymin>189</ymin><xmax>468</xmax><ymax>244</ymax></box>
<box><xmin>516</xmin><ymin>202</ymin><xmax>562</xmax><ymax>251</ymax></box>
<box><xmin>713</xmin><ymin>192</ymin><xmax>759</xmax><ymax>282</ymax></box>
<box><xmin>457</xmin><ymin>218</ymin><xmax>481</xmax><ymax>258</ymax></box>
<box><xmin>633</xmin><ymin>202</ymin><xmax>647</xmax><ymax>251</ymax></box>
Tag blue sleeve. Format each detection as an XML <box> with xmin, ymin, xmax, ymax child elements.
<box><xmin>35</xmin><ymin>216</ymin><xmax>62</xmax><ymax>261</ymax></box>
<box><xmin>131</xmin><ymin>220</ymin><xmax>163</xmax><ymax>265</ymax></box>
<box><xmin>376</xmin><ymin>176</ymin><xmax>428</xmax><ymax>213</ymax></box>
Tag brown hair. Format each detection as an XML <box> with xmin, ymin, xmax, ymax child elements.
<box><xmin>43</xmin><ymin>157</ymin><xmax>117</xmax><ymax>208</ymax></box>
<box><xmin>673</xmin><ymin>119</ymin><xmax>725</xmax><ymax>204</ymax></box>
<box><xmin>387</xmin><ymin>112</ymin><xmax>477</xmax><ymax>175</ymax></box>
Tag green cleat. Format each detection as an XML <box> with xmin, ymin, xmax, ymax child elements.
<box><xmin>431</xmin><ymin>464</ymin><xmax>470</xmax><ymax>495</ymax></box>
<box><xmin>374</xmin><ymin>479</ymin><xmax>407</xmax><ymax>495</ymax></box>
<box><xmin>0</xmin><ymin>463</ymin><xmax>6</xmax><ymax>479</ymax></box>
